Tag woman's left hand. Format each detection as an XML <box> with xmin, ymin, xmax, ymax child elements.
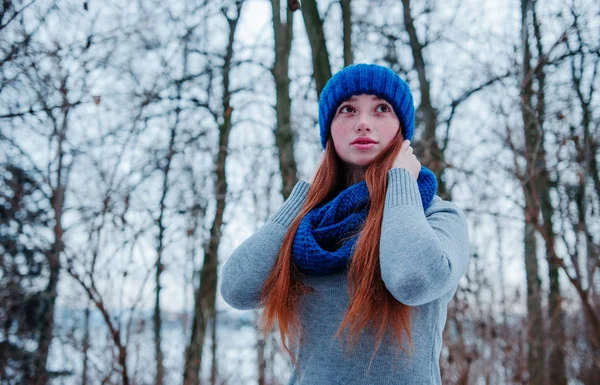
<box><xmin>391</xmin><ymin>140</ymin><xmax>420</xmax><ymax>180</ymax></box>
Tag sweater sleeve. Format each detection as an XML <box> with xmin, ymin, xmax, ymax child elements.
<box><xmin>219</xmin><ymin>180</ymin><xmax>310</xmax><ymax>310</ymax></box>
<box><xmin>379</xmin><ymin>168</ymin><xmax>470</xmax><ymax>306</ymax></box>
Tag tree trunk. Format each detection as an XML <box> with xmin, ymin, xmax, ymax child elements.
<box><xmin>257</xmin><ymin>313</ymin><xmax>267</xmax><ymax>385</ymax></box>
<box><xmin>519</xmin><ymin>1</ymin><xmax>555</xmax><ymax>384</ymax></box>
<box><xmin>272</xmin><ymin>0</ymin><xmax>298</xmax><ymax>200</ymax></box>
<box><xmin>520</xmin><ymin>4</ymin><xmax>544</xmax><ymax>385</ymax></box>
<box><xmin>401</xmin><ymin>0</ymin><xmax>448</xmax><ymax>199</ymax></box>
<box><xmin>300</xmin><ymin>0</ymin><xmax>332</xmax><ymax>97</ymax></box>
<box><xmin>183</xmin><ymin>3</ymin><xmax>241</xmax><ymax>384</ymax></box>
<box><xmin>567</xmin><ymin>23</ymin><xmax>600</xmax><ymax>376</ymax></box>
<box><xmin>210</xmin><ymin>310</ymin><xmax>217</xmax><ymax>385</ymax></box>
<box><xmin>530</xmin><ymin>3</ymin><xmax>567</xmax><ymax>383</ymax></box>
<box><xmin>154</xmin><ymin>124</ymin><xmax>176</xmax><ymax>385</ymax></box>
<box><xmin>523</xmin><ymin>222</ymin><xmax>545</xmax><ymax>385</ymax></box>
<box><xmin>32</xmin><ymin>237</ymin><xmax>61</xmax><ymax>385</ymax></box>
<box><xmin>32</xmin><ymin>112</ymin><xmax>67</xmax><ymax>384</ymax></box>
<box><xmin>340</xmin><ymin>0</ymin><xmax>353</xmax><ymax>67</ymax></box>
<box><xmin>153</xmin><ymin>275</ymin><xmax>164</xmax><ymax>385</ymax></box>
<box><xmin>541</xmin><ymin>187</ymin><xmax>568</xmax><ymax>385</ymax></box>
<box><xmin>82</xmin><ymin>304</ymin><xmax>90</xmax><ymax>385</ymax></box>
<box><xmin>266</xmin><ymin>0</ymin><xmax>298</xmax><ymax>380</ymax></box>
<box><xmin>524</xmin><ymin>1</ymin><xmax>569</xmax><ymax>383</ymax></box>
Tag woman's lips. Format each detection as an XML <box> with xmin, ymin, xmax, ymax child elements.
<box><xmin>352</xmin><ymin>142</ymin><xmax>377</xmax><ymax>150</ymax></box>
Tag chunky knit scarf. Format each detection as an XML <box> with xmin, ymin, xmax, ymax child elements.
<box><xmin>292</xmin><ymin>167</ymin><xmax>438</xmax><ymax>276</ymax></box>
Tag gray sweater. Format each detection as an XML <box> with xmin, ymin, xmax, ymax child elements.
<box><xmin>220</xmin><ymin>168</ymin><xmax>470</xmax><ymax>385</ymax></box>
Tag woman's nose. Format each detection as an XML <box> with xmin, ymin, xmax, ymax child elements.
<box><xmin>354</xmin><ymin>116</ymin><xmax>372</xmax><ymax>132</ymax></box>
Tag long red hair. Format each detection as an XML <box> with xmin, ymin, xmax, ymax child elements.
<box><xmin>259</xmin><ymin>129</ymin><xmax>413</xmax><ymax>375</ymax></box>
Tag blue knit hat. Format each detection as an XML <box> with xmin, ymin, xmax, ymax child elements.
<box><xmin>318</xmin><ymin>63</ymin><xmax>415</xmax><ymax>149</ymax></box>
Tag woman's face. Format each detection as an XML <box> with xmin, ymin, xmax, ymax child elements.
<box><xmin>330</xmin><ymin>94</ymin><xmax>401</xmax><ymax>168</ymax></box>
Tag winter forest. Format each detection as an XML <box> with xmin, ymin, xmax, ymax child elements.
<box><xmin>1</xmin><ymin>0</ymin><xmax>599</xmax><ymax>384</ymax></box>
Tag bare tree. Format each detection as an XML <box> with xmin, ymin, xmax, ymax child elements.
<box><xmin>400</xmin><ymin>0</ymin><xmax>449</xmax><ymax>198</ymax></box>
<box><xmin>300</xmin><ymin>0</ymin><xmax>332</xmax><ymax>97</ymax></box>
<box><xmin>272</xmin><ymin>0</ymin><xmax>300</xmax><ymax>200</ymax></box>
<box><xmin>0</xmin><ymin>33</ymin><xmax>84</xmax><ymax>385</ymax></box>
<box><xmin>0</xmin><ymin>164</ymin><xmax>60</xmax><ymax>384</ymax></box>
<box><xmin>151</xmin><ymin>112</ymin><xmax>177</xmax><ymax>385</ymax></box>
<box><xmin>340</xmin><ymin>0</ymin><xmax>353</xmax><ymax>66</ymax></box>
<box><xmin>516</xmin><ymin>0</ymin><xmax>572</xmax><ymax>383</ymax></box>
<box><xmin>551</xmin><ymin>2</ymin><xmax>600</xmax><ymax>382</ymax></box>
<box><xmin>184</xmin><ymin>1</ymin><xmax>244</xmax><ymax>383</ymax></box>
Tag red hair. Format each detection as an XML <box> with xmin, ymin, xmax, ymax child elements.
<box><xmin>258</xmin><ymin>129</ymin><xmax>413</xmax><ymax>376</ymax></box>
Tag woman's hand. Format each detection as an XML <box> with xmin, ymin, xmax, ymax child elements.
<box><xmin>392</xmin><ymin>140</ymin><xmax>420</xmax><ymax>180</ymax></box>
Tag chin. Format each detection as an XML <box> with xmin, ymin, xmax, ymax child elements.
<box><xmin>346</xmin><ymin>157</ymin><xmax>374</xmax><ymax>167</ymax></box>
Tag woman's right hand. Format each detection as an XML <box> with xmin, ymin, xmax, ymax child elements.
<box><xmin>392</xmin><ymin>140</ymin><xmax>420</xmax><ymax>180</ymax></box>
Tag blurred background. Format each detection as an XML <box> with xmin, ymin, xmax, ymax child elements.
<box><xmin>1</xmin><ymin>0</ymin><xmax>598</xmax><ymax>384</ymax></box>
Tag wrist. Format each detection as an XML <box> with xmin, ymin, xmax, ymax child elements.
<box><xmin>385</xmin><ymin>168</ymin><xmax>423</xmax><ymax>209</ymax></box>
<box><xmin>391</xmin><ymin>166</ymin><xmax>417</xmax><ymax>179</ymax></box>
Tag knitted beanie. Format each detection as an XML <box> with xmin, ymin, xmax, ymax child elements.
<box><xmin>318</xmin><ymin>63</ymin><xmax>415</xmax><ymax>149</ymax></box>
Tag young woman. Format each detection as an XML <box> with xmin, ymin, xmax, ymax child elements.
<box><xmin>220</xmin><ymin>63</ymin><xmax>470</xmax><ymax>385</ymax></box>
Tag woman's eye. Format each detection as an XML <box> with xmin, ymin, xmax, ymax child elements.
<box><xmin>339</xmin><ymin>105</ymin><xmax>355</xmax><ymax>113</ymax></box>
<box><xmin>376</xmin><ymin>104</ymin><xmax>391</xmax><ymax>113</ymax></box>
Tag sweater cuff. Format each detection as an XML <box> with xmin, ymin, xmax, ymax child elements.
<box><xmin>385</xmin><ymin>168</ymin><xmax>423</xmax><ymax>210</ymax></box>
<box><xmin>268</xmin><ymin>181</ymin><xmax>310</xmax><ymax>227</ymax></box>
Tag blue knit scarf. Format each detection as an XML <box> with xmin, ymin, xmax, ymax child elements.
<box><xmin>292</xmin><ymin>167</ymin><xmax>438</xmax><ymax>276</ymax></box>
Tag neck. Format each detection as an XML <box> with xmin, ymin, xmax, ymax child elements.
<box><xmin>343</xmin><ymin>164</ymin><xmax>366</xmax><ymax>187</ymax></box>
